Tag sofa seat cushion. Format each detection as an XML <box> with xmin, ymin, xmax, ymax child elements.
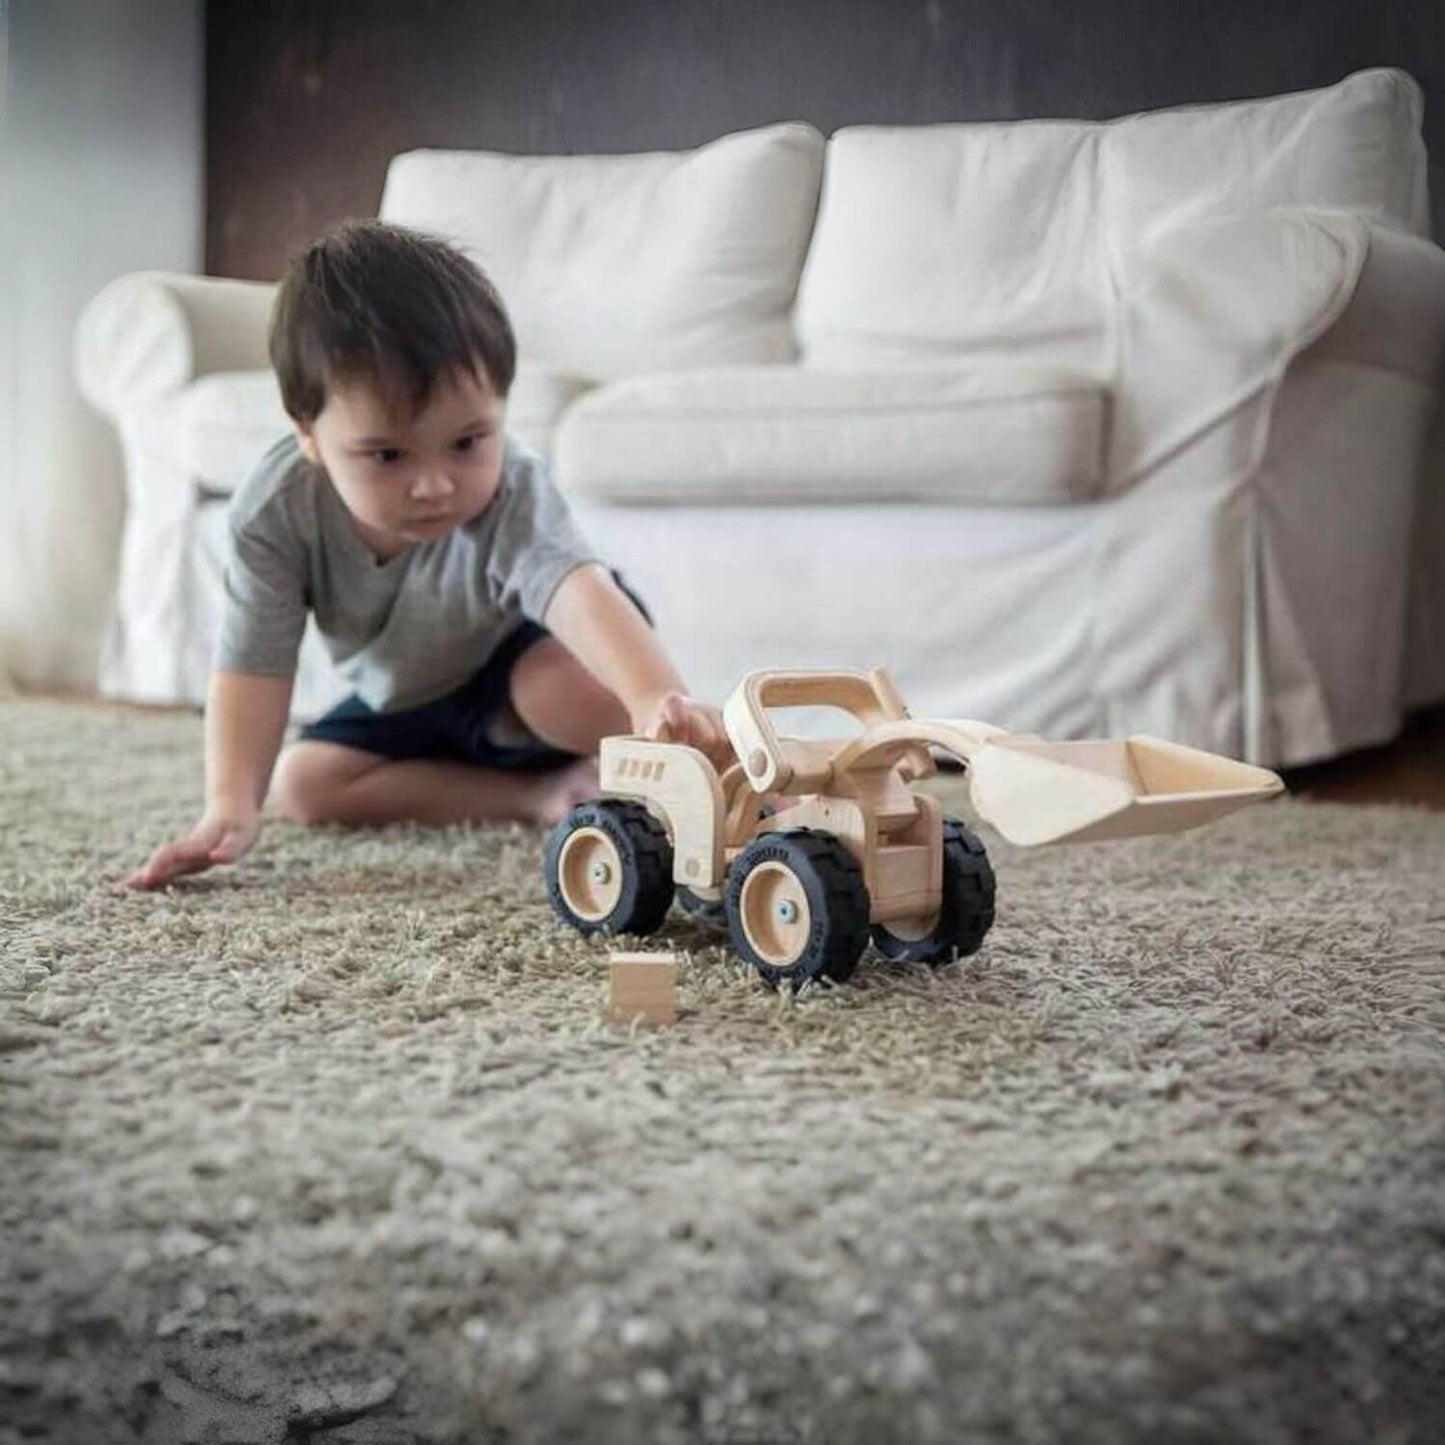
<box><xmin>164</xmin><ymin>362</ymin><xmax>594</xmax><ymax>493</ymax></box>
<box><xmin>553</xmin><ymin>366</ymin><xmax>1108</xmax><ymax>504</ymax></box>
<box><xmin>498</xmin><ymin>364</ymin><xmax>598</xmax><ymax>457</ymax></box>
<box><xmin>165</xmin><ymin>370</ymin><xmax>288</xmax><ymax>493</ymax></box>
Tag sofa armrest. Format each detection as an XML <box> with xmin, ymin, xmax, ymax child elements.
<box><xmin>1295</xmin><ymin>220</ymin><xmax>1445</xmax><ymax>381</ymax></box>
<box><xmin>1112</xmin><ymin>208</ymin><xmax>1445</xmax><ymax>495</ymax></box>
<box><xmin>76</xmin><ymin>272</ymin><xmax>277</xmax><ymax>418</ymax></box>
<box><xmin>1093</xmin><ymin>207</ymin><xmax>1445</xmax><ymax>763</ymax></box>
<box><xmin>1108</xmin><ymin>206</ymin><xmax>1388</xmax><ymax>491</ymax></box>
<box><xmin>1306</xmin><ymin>223</ymin><xmax>1445</xmax><ymax>714</ymax></box>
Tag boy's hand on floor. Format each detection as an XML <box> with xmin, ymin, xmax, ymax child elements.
<box><xmin>126</xmin><ymin>808</ymin><xmax>261</xmax><ymax>890</ymax></box>
<box><xmin>641</xmin><ymin>693</ymin><xmax>734</xmax><ymax>770</ymax></box>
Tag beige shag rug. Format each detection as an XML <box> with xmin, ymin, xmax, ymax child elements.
<box><xmin>2</xmin><ymin>699</ymin><xmax>1444</xmax><ymax>1444</ymax></box>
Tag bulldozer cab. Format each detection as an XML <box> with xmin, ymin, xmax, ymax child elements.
<box><xmin>722</xmin><ymin>667</ymin><xmax>936</xmax><ymax>795</ymax></box>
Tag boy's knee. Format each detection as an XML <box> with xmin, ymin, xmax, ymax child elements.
<box><xmin>271</xmin><ymin>744</ymin><xmax>365</xmax><ymax>826</ymax></box>
<box><xmin>271</xmin><ymin>747</ymin><xmax>322</xmax><ymax>825</ymax></box>
<box><xmin>512</xmin><ymin>637</ymin><xmax>624</xmax><ymax>720</ymax></box>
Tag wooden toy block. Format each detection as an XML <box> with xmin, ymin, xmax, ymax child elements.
<box><xmin>607</xmin><ymin>951</ymin><xmax>679</xmax><ymax>1025</ymax></box>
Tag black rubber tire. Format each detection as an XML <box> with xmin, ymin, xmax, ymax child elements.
<box><xmin>544</xmin><ymin>800</ymin><xmax>675</xmax><ymax>938</ymax></box>
<box><xmin>725</xmin><ymin>829</ymin><xmax>871</xmax><ymax>989</ymax></box>
<box><xmin>674</xmin><ymin>885</ymin><xmax>729</xmax><ymax>930</ymax></box>
<box><xmin>872</xmin><ymin>817</ymin><xmax>996</xmax><ymax>965</ymax></box>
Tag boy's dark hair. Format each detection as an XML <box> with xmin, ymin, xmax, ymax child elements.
<box><xmin>269</xmin><ymin>219</ymin><xmax>516</xmax><ymax>424</ymax></box>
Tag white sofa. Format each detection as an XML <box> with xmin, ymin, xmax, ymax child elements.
<box><xmin>77</xmin><ymin>68</ymin><xmax>1445</xmax><ymax>767</ymax></box>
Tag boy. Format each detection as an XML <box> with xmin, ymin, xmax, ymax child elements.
<box><xmin>129</xmin><ymin>220</ymin><xmax>727</xmax><ymax>890</ymax></box>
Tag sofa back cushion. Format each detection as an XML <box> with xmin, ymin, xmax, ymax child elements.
<box><xmin>795</xmin><ymin>120</ymin><xmax>1111</xmax><ymax>376</ymax></box>
<box><xmin>795</xmin><ymin>68</ymin><xmax>1427</xmax><ymax>371</ymax></box>
<box><xmin>380</xmin><ymin>123</ymin><xmax>825</xmax><ymax>382</ymax></box>
<box><xmin>1104</xmin><ymin>67</ymin><xmax>1429</xmax><ymax>244</ymax></box>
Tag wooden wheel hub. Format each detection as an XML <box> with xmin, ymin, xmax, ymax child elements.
<box><xmin>739</xmin><ymin>861</ymin><xmax>812</xmax><ymax>967</ymax></box>
<box><xmin>556</xmin><ymin>827</ymin><xmax>623</xmax><ymax>922</ymax></box>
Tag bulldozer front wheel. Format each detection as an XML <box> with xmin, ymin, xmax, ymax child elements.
<box><xmin>545</xmin><ymin>800</ymin><xmax>674</xmax><ymax>938</ymax></box>
<box><xmin>725</xmin><ymin>830</ymin><xmax>870</xmax><ymax>989</ymax></box>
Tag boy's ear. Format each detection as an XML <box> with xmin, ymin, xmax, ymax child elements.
<box><xmin>295</xmin><ymin>425</ymin><xmax>322</xmax><ymax>466</ymax></box>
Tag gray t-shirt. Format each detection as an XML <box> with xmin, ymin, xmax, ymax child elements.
<box><xmin>215</xmin><ymin>432</ymin><xmax>603</xmax><ymax>712</ymax></box>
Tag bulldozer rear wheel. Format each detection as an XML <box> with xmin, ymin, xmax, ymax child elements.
<box><xmin>872</xmin><ymin>818</ymin><xmax>995</xmax><ymax>964</ymax></box>
<box><xmin>675</xmin><ymin>885</ymin><xmax>728</xmax><ymax>930</ymax></box>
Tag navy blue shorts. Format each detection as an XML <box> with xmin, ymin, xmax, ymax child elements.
<box><xmin>299</xmin><ymin>577</ymin><xmax>650</xmax><ymax>772</ymax></box>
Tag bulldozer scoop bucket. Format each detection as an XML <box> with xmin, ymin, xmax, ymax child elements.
<box><xmin>967</xmin><ymin>735</ymin><xmax>1284</xmax><ymax>847</ymax></box>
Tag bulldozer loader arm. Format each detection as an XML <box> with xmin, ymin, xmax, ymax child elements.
<box><xmin>722</xmin><ymin>670</ymin><xmax>1284</xmax><ymax>848</ymax></box>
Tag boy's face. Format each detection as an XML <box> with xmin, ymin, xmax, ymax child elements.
<box><xmin>296</xmin><ymin>364</ymin><xmax>506</xmax><ymax>556</ymax></box>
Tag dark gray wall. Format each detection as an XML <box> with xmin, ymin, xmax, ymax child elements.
<box><xmin>206</xmin><ymin>0</ymin><xmax>1443</xmax><ymax>279</ymax></box>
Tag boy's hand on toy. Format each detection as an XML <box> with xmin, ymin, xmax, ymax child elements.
<box><xmin>639</xmin><ymin>693</ymin><xmax>734</xmax><ymax>769</ymax></box>
<box><xmin>126</xmin><ymin>807</ymin><xmax>261</xmax><ymax>890</ymax></box>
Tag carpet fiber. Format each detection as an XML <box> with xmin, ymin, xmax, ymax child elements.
<box><xmin>3</xmin><ymin>699</ymin><xmax>1444</xmax><ymax>1444</ymax></box>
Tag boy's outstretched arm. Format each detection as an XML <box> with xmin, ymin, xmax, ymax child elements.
<box><xmin>127</xmin><ymin>671</ymin><xmax>294</xmax><ymax>889</ymax></box>
<box><xmin>543</xmin><ymin>565</ymin><xmax>732</xmax><ymax>766</ymax></box>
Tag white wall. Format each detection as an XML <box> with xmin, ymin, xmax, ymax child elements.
<box><xmin>0</xmin><ymin>0</ymin><xmax>202</xmax><ymax>694</ymax></box>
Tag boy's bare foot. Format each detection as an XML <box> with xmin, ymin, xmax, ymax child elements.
<box><xmin>530</xmin><ymin>757</ymin><xmax>600</xmax><ymax>827</ymax></box>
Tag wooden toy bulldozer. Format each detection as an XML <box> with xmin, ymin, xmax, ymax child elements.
<box><xmin>545</xmin><ymin>668</ymin><xmax>1284</xmax><ymax>988</ymax></box>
